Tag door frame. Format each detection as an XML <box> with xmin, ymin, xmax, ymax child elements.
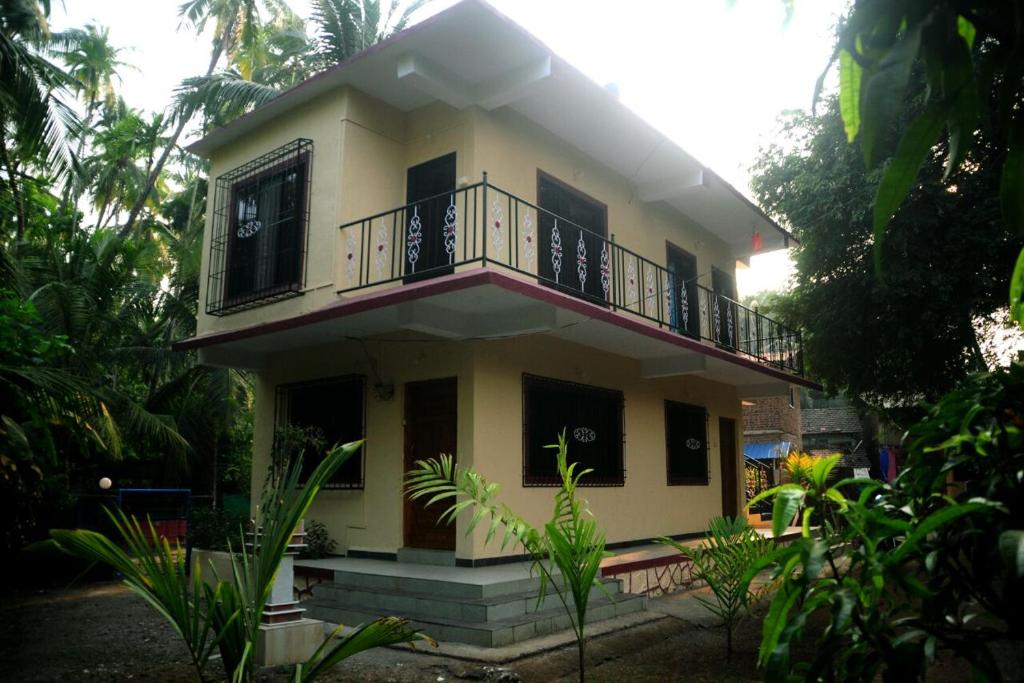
<box><xmin>665</xmin><ymin>241</ymin><xmax>698</xmax><ymax>338</ymax></box>
<box><xmin>535</xmin><ymin>169</ymin><xmax>610</xmax><ymax>304</ymax></box>
<box><xmin>402</xmin><ymin>376</ymin><xmax>458</xmax><ymax>549</ymax></box>
<box><xmin>403</xmin><ymin>152</ymin><xmax>457</xmax><ymax>283</ymax></box>
<box><xmin>718</xmin><ymin>417</ymin><xmax>739</xmax><ymax>518</ymax></box>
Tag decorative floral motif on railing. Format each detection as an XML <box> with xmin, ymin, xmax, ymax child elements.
<box><xmin>345</xmin><ymin>229</ymin><xmax>357</xmax><ymax>286</ymax></box>
<box><xmin>443</xmin><ymin>196</ymin><xmax>458</xmax><ymax>265</ymax></box>
<box><xmin>645</xmin><ymin>269</ymin><xmax>655</xmax><ymax>310</ymax></box>
<box><xmin>726</xmin><ymin>302</ymin><xmax>734</xmax><ymax>345</ymax></box>
<box><xmin>576</xmin><ymin>233</ymin><xmax>588</xmax><ymax>290</ymax></box>
<box><xmin>712</xmin><ymin>296</ymin><xmax>721</xmax><ymax>342</ymax></box>
<box><xmin>375</xmin><ymin>219</ymin><xmax>389</xmax><ymax>281</ymax></box>
<box><xmin>407</xmin><ymin>207</ymin><xmax>422</xmax><ymax>273</ymax></box>
<box><xmin>523</xmin><ymin>210</ymin><xmax>535</xmax><ymax>271</ymax></box>
<box><xmin>551</xmin><ymin>220</ymin><xmax>563</xmax><ymax>283</ymax></box>
<box><xmin>490</xmin><ymin>196</ymin><xmax>504</xmax><ymax>255</ymax></box>
<box><xmin>680</xmin><ymin>282</ymin><xmax>689</xmax><ymax>330</ymax></box>
<box><xmin>627</xmin><ymin>257</ymin><xmax>638</xmax><ymax>309</ymax></box>
<box><xmin>600</xmin><ymin>244</ymin><xmax>610</xmax><ymax>297</ymax></box>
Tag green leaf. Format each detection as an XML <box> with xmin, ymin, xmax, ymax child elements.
<box><xmin>998</xmin><ymin>530</ymin><xmax>1024</xmax><ymax>578</ymax></box>
<box><xmin>957</xmin><ymin>16</ymin><xmax>976</xmax><ymax>49</ymax></box>
<box><xmin>1012</xmin><ymin>248</ymin><xmax>1024</xmax><ymax>329</ymax></box>
<box><xmin>839</xmin><ymin>49</ymin><xmax>862</xmax><ymax>142</ymax></box>
<box><xmin>892</xmin><ymin>501</ymin><xmax>995</xmax><ymax>563</ymax></box>
<box><xmin>772</xmin><ymin>486</ymin><xmax>806</xmax><ymax>538</ymax></box>
<box><xmin>941</xmin><ymin>38</ymin><xmax>979</xmax><ymax>182</ymax></box>
<box><xmin>861</xmin><ymin>24</ymin><xmax>923</xmax><ymax>168</ymax></box>
<box><xmin>810</xmin><ymin>454</ymin><xmax>841</xmax><ymax>489</ymax></box>
<box><xmin>872</xmin><ymin>103</ymin><xmax>948</xmax><ymax>271</ymax></box>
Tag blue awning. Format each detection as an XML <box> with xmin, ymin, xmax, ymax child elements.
<box><xmin>744</xmin><ymin>441</ymin><xmax>792</xmax><ymax>461</ymax></box>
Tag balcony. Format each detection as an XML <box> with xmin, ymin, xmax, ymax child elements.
<box><xmin>338</xmin><ymin>175</ymin><xmax>804</xmax><ymax>377</ymax></box>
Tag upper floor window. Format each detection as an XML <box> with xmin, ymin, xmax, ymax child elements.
<box><xmin>275</xmin><ymin>375</ymin><xmax>365</xmax><ymax>489</ymax></box>
<box><xmin>207</xmin><ymin>138</ymin><xmax>312</xmax><ymax>315</ymax></box>
<box><xmin>523</xmin><ymin>374</ymin><xmax>624</xmax><ymax>486</ymax></box>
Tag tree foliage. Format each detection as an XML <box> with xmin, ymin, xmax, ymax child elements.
<box><xmin>751</xmin><ymin>94</ymin><xmax>1019</xmax><ymax>407</ymax></box>
<box><xmin>0</xmin><ymin>0</ymin><xmax>432</xmax><ymax>567</ymax></box>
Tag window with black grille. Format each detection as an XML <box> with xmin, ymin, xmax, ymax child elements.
<box><xmin>207</xmin><ymin>139</ymin><xmax>312</xmax><ymax>315</ymax></box>
<box><xmin>522</xmin><ymin>374</ymin><xmax>624</xmax><ymax>486</ymax></box>
<box><xmin>665</xmin><ymin>400</ymin><xmax>709</xmax><ymax>485</ymax></box>
<box><xmin>275</xmin><ymin>375</ymin><xmax>364</xmax><ymax>488</ymax></box>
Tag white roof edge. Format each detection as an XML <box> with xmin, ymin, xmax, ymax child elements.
<box><xmin>186</xmin><ymin>0</ymin><xmax>795</xmax><ymax>248</ymax></box>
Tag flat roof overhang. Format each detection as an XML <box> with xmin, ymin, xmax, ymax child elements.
<box><xmin>185</xmin><ymin>0</ymin><xmax>795</xmax><ymax>260</ymax></box>
<box><xmin>175</xmin><ymin>269</ymin><xmax>820</xmax><ymax>394</ymax></box>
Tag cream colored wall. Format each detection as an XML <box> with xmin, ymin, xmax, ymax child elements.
<box><xmin>249</xmin><ymin>335</ymin><xmax>476</xmax><ymax>557</ymax></box>
<box><xmin>468</xmin><ymin>107</ymin><xmax>736</xmax><ymax>287</ymax></box>
<box><xmin>249</xmin><ymin>333</ymin><xmax>744</xmax><ymax>561</ymax></box>
<box><xmin>197</xmin><ymin>87</ymin><xmax>737</xmax><ymax>338</ymax></box>
<box><xmin>467</xmin><ymin>334</ymin><xmax>743</xmax><ymax>560</ymax></box>
<box><xmin>197</xmin><ymin>88</ymin><xmax>477</xmax><ymax>333</ymax></box>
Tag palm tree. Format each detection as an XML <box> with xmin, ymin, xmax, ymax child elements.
<box><xmin>84</xmin><ymin>101</ymin><xmax>167</xmax><ymax>229</ymax></box>
<box><xmin>0</xmin><ymin>0</ymin><xmax>81</xmax><ymax>240</ymax></box>
<box><xmin>123</xmin><ymin>0</ymin><xmax>432</xmax><ymax>235</ymax></box>
<box><xmin>54</xmin><ymin>23</ymin><xmax>132</xmax><ymax>211</ymax></box>
<box><xmin>120</xmin><ymin>0</ymin><xmax>281</xmax><ymax>236</ymax></box>
<box><xmin>311</xmin><ymin>0</ymin><xmax>429</xmax><ymax>69</ymax></box>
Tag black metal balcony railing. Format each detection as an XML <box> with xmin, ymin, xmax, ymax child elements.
<box><xmin>338</xmin><ymin>174</ymin><xmax>803</xmax><ymax>375</ymax></box>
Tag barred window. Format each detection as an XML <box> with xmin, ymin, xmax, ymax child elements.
<box><xmin>523</xmin><ymin>374</ymin><xmax>624</xmax><ymax>486</ymax></box>
<box><xmin>207</xmin><ymin>139</ymin><xmax>312</xmax><ymax>315</ymax></box>
<box><xmin>665</xmin><ymin>400</ymin><xmax>709</xmax><ymax>485</ymax></box>
<box><xmin>275</xmin><ymin>375</ymin><xmax>365</xmax><ymax>489</ymax></box>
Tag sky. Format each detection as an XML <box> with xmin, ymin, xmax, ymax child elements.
<box><xmin>51</xmin><ymin>0</ymin><xmax>848</xmax><ymax>296</ymax></box>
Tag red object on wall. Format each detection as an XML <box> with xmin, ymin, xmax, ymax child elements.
<box><xmin>751</xmin><ymin>230</ymin><xmax>763</xmax><ymax>253</ymax></box>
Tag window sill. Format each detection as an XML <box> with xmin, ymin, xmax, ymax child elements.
<box><xmin>667</xmin><ymin>478</ymin><xmax>710</xmax><ymax>486</ymax></box>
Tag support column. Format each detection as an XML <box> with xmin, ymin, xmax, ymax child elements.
<box><xmin>255</xmin><ymin>522</ymin><xmax>325</xmax><ymax>666</ymax></box>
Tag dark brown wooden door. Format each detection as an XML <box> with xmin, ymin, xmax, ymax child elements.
<box><xmin>404</xmin><ymin>153</ymin><xmax>456</xmax><ymax>282</ymax></box>
<box><xmin>404</xmin><ymin>378</ymin><xmax>457</xmax><ymax>550</ymax></box>
<box><xmin>719</xmin><ymin>417</ymin><xmax>739</xmax><ymax>518</ymax></box>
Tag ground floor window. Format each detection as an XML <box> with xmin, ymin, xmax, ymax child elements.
<box><xmin>522</xmin><ymin>374</ymin><xmax>624</xmax><ymax>486</ymax></box>
<box><xmin>274</xmin><ymin>375</ymin><xmax>365</xmax><ymax>488</ymax></box>
<box><xmin>665</xmin><ymin>400</ymin><xmax>709</xmax><ymax>485</ymax></box>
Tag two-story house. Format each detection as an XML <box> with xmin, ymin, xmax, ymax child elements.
<box><xmin>177</xmin><ymin>0</ymin><xmax>814</xmax><ymax>581</ymax></box>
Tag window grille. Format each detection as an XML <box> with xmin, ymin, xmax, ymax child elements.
<box><xmin>273</xmin><ymin>375</ymin><xmax>365</xmax><ymax>489</ymax></box>
<box><xmin>665</xmin><ymin>400</ymin><xmax>710</xmax><ymax>485</ymax></box>
<box><xmin>522</xmin><ymin>374</ymin><xmax>625</xmax><ymax>486</ymax></box>
<box><xmin>207</xmin><ymin>138</ymin><xmax>313</xmax><ymax>315</ymax></box>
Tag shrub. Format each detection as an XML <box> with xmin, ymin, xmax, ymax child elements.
<box><xmin>49</xmin><ymin>441</ymin><xmax>432</xmax><ymax>682</ymax></box>
<box><xmin>406</xmin><ymin>431</ymin><xmax>608</xmax><ymax>683</ymax></box>
<box><xmin>189</xmin><ymin>505</ymin><xmax>250</xmax><ymax>552</ymax></box>
<box><xmin>661</xmin><ymin>516</ymin><xmax>775</xmax><ymax>656</ymax></box>
<box><xmin>745</xmin><ymin>361</ymin><xmax>1024</xmax><ymax>683</ymax></box>
<box><xmin>301</xmin><ymin>519</ymin><xmax>336</xmax><ymax>559</ymax></box>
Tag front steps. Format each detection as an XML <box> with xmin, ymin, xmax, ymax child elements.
<box><xmin>302</xmin><ymin>562</ymin><xmax>646</xmax><ymax>647</ymax></box>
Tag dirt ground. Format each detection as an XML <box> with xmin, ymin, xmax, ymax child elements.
<box><xmin>0</xmin><ymin>582</ymin><xmax>1015</xmax><ymax>682</ymax></box>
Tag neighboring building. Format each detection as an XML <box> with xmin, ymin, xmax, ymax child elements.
<box><xmin>742</xmin><ymin>390</ymin><xmax>801</xmax><ymax>452</ymax></box>
<box><xmin>801</xmin><ymin>393</ymin><xmax>874</xmax><ymax>477</ymax></box>
<box><xmin>176</xmin><ymin>0</ymin><xmax>814</xmax><ymax>582</ymax></box>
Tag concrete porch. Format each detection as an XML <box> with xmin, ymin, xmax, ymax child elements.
<box><xmin>295</xmin><ymin>529</ymin><xmax>800</xmax><ymax>648</ymax></box>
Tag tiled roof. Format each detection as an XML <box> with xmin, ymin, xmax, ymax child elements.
<box><xmin>801</xmin><ymin>407</ymin><xmax>863</xmax><ymax>435</ymax></box>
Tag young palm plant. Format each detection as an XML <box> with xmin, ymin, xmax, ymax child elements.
<box><xmin>50</xmin><ymin>441</ymin><xmax>431</xmax><ymax>682</ymax></box>
<box><xmin>660</xmin><ymin>516</ymin><xmax>775</xmax><ymax>656</ymax></box>
<box><xmin>405</xmin><ymin>431</ymin><xmax>609</xmax><ymax>683</ymax></box>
